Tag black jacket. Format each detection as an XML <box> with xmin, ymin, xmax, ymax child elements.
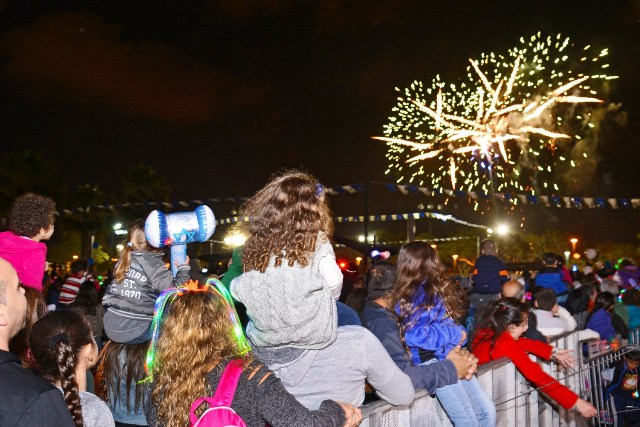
<box><xmin>0</xmin><ymin>350</ymin><xmax>75</xmax><ymax>426</ymax></box>
<box><xmin>362</xmin><ymin>301</ymin><xmax>458</xmax><ymax>394</ymax></box>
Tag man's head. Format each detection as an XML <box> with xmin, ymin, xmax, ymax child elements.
<box><xmin>542</xmin><ymin>253</ymin><xmax>558</xmax><ymax>267</ymax></box>
<box><xmin>70</xmin><ymin>259</ymin><xmax>88</xmax><ymax>274</ymax></box>
<box><xmin>501</xmin><ymin>280</ymin><xmax>525</xmax><ymax>301</ymax></box>
<box><xmin>480</xmin><ymin>239</ymin><xmax>497</xmax><ymax>256</ymax></box>
<box><xmin>534</xmin><ymin>287</ymin><xmax>558</xmax><ymax>312</ymax></box>
<box><xmin>0</xmin><ymin>257</ymin><xmax>27</xmax><ymax>351</ymax></box>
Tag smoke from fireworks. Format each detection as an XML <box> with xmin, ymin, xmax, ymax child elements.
<box><xmin>375</xmin><ymin>32</ymin><xmax>617</xmax><ymax>195</ymax></box>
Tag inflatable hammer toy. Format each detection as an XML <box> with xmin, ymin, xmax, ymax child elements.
<box><xmin>145</xmin><ymin>205</ymin><xmax>216</xmax><ymax>276</ymax></box>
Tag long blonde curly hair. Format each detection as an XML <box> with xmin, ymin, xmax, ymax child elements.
<box><xmin>241</xmin><ymin>170</ymin><xmax>333</xmax><ymax>273</ymax></box>
<box><xmin>151</xmin><ymin>290</ymin><xmax>252</xmax><ymax>427</ymax></box>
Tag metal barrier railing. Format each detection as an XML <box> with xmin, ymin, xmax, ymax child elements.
<box><xmin>359</xmin><ymin>330</ymin><xmax>627</xmax><ymax>427</ymax></box>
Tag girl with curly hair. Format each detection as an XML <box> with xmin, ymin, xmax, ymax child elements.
<box><xmin>0</xmin><ymin>193</ymin><xmax>55</xmax><ymax>363</ymax></box>
<box><xmin>230</xmin><ymin>170</ymin><xmax>342</xmax><ymax>349</ymax></box>
<box><xmin>391</xmin><ymin>241</ymin><xmax>495</xmax><ymax>427</ymax></box>
<box><xmin>144</xmin><ymin>282</ymin><xmax>360</xmax><ymax>427</ymax></box>
<box><xmin>0</xmin><ymin>192</ymin><xmax>56</xmax><ymax>291</ymax></box>
<box><xmin>472</xmin><ymin>298</ymin><xmax>597</xmax><ymax>418</ymax></box>
<box><xmin>29</xmin><ymin>310</ymin><xmax>115</xmax><ymax>427</ymax></box>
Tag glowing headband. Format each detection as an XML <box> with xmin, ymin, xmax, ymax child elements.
<box><xmin>144</xmin><ymin>279</ymin><xmax>251</xmax><ymax>376</ymax></box>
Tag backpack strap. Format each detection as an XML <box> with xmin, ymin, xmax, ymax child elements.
<box><xmin>188</xmin><ymin>359</ymin><xmax>243</xmax><ymax>424</ymax></box>
<box><xmin>212</xmin><ymin>359</ymin><xmax>243</xmax><ymax>406</ymax></box>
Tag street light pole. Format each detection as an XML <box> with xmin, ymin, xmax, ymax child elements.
<box><xmin>570</xmin><ymin>238</ymin><xmax>578</xmax><ymax>255</ymax></box>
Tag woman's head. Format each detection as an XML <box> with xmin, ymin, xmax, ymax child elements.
<box><xmin>114</xmin><ymin>219</ymin><xmax>157</xmax><ymax>282</ymax></box>
<box><xmin>241</xmin><ymin>170</ymin><xmax>333</xmax><ymax>273</ymax></box>
<box><xmin>479</xmin><ymin>298</ymin><xmax>530</xmax><ymax>340</ymax></box>
<box><xmin>594</xmin><ymin>291</ymin><xmax>616</xmax><ymax>312</ymax></box>
<box><xmin>8</xmin><ymin>193</ymin><xmax>56</xmax><ymax>240</ymax></box>
<box><xmin>566</xmin><ymin>288</ymin><xmax>589</xmax><ymax>315</ymax></box>
<box><xmin>391</xmin><ymin>241</ymin><xmax>460</xmax><ymax>311</ymax></box>
<box><xmin>391</xmin><ymin>241</ymin><xmax>467</xmax><ymax>347</ymax></box>
<box><xmin>29</xmin><ymin>310</ymin><xmax>96</xmax><ymax>427</ymax></box>
<box><xmin>366</xmin><ymin>261</ymin><xmax>396</xmax><ymax>302</ymax></box>
<box><xmin>150</xmin><ymin>282</ymin><xmax>251</xmax><ymax>427</ymax></box>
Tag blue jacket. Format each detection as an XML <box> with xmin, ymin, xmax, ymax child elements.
<box><xmin>472</xmin><ymin>255</ymin><xmax>509</xmax><ymax>294</ymax></box>
<box><xmin>535</xmin><ymin>266</ymin><xmax>569</xmax><ymax>296</ymax></box>
<box><xmin>396</xmin><ymin>287</ymin><xmax>466</xmax><ymax>363</ymax></box>
<box><xmin>586</xmin><ymin>308</ymin><xmax>617</xmax><ymax>341</ymax></box>
<box><xmin>362</xmin><ymin>301</ymin><xmax>458</xmax><ymax>393</ymax></box>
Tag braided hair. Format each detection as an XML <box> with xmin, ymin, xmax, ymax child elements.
<box><xmin>29</xmin><ymin>310</ymin><xmax>94</xmax><ymax>427</ymax></box>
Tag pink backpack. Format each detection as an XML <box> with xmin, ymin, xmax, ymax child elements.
<box><xmin>189</xmin><ymin>359</ymin><xmax>247</xmax><ymax>427</ymax></box>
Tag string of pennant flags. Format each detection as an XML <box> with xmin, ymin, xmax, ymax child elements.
<box><xmin>54</xmin><ymin>182</ymin><xmax>640</xmax><ymax>216</ymax></box>
<box><xmin>216</xmin><ymin>211</ymin><xmax>488</xmax><ymax>230</ymax></box>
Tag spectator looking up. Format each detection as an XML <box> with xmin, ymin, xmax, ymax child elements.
<box><xmin>0</xmin><ymin>193</ymin><xmax>56</xmax><ymax>291</ymax></box>
<box><xmin>59</xmin><ymin>259</ymin><xmax>97</xmax><ymax>306</ymax></box>
<box><xmin>230</xmin><ymin>170</ymin><xmax>343</xmax><ymax>350</ymax></box>
<box><xmin>586</xmin><ymin>292</ymin><xmax>618</xmax><ymax>341</ymax></box>
<box><xmin>392</xmin><ymin>241</ymin><xmax>496</xmax><ymax>427</ymax></box>
<box><xmin>29</xmin><ymin>310</ymin><xmax>114</xmax><ymax>427</ymax></box>
<box><xmin>566</xmin><ymin>287</ymin><xmax>591</xmax><ymax>330</ymax></box>
<box><xmin>145</xmin><ymin>282</ymin><xmax>361</xmax><ymax>427</ymax></box>
<box><xmin>0</xmin><ymin>257</ymin><xmax>75</xmax><ymax>426</ymax></box>
<box><xmin>69</xmin><ymin>280</ymin><xmax>105</xmax><ymax>351</ymax></box>
<box><xmin>103</xmin><ymin>219</ymin><xmax>190</xmax><ymax>344</ymax></box>
<box><xmin>363</xmin><ymin>261</ymin><xmax>477</xmax><ymax>395</ymax></box>
<box><xmin>535</xmin><ymin>253</ymin><xmax>570</xmax><ymax>303</ymax></box>
<box><xmin>470</xmin><ymin>239</ymin><xmax>509</xmax><ymax>310</ymax></box>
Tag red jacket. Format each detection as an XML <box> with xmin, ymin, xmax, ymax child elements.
<box><xmin>471</xmin><ymin>329</ymin><xmax>578</xmax><ymax>410</ymax></box>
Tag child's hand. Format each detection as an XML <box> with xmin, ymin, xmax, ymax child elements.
<box><xmin>553</xmin><ymin>349</ymin><xmax>576</xmax><ymax>369</ymax></box>
<box><xmin>459</xmin><ymin>330</ymin><xmax>467</xmax><ymax>345</ymax></box>
<box><xmin>573</xmin><ymin>398</ymin><xmax>597</xmax><ymax>417</ymax></box>
<box><xmin>174</xmin><ymin>256</ymin><xmax>190</xmax><ymax>268</ymax></box>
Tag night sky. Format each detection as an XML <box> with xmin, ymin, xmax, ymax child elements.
<box><xmin>1</xmin><ymin>0</ymin><xmax>639</xmax><ymax>204</ymax></box>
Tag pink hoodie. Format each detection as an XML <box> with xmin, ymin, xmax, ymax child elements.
<box><xmin>0</xmin><ymin>231</ymin><xmax>47</xmax><ymax>291</ymax></box>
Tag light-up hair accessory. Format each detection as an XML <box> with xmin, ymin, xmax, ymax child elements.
<box><xmin>144</xmin><ymin>279</ymin><xmax>252</xmax><ymax>378</ymax></box>
<box><xmin>144</xmin><ymin>287</ymin><xmax>180</xmax><ymax>376</ymax></box>
<box><xmin>205</xmin><ymin>277</ymin><xmax>252</xmax><ymax>355</ymax></box>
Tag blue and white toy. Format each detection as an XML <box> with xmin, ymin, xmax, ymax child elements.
<box><xmin>144</xmin><ymin>205</ymin><xmax>216</xmax><ymax>276</ymax></box>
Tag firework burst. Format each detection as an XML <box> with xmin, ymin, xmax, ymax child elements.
<box><xmin>376</xmin><ymin>32</ymin><xmax>617</xmax><ymax>195</ymax></box>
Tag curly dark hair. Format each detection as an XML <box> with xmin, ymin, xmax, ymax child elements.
<box><xmin>240</xmin><ymin>170</ymin><xmax>333</xmax><ymax>273</ymax></box>
<box><xmin>8</xmin><ymin>193</ymin><xmax>56</xmax><ymax>238</ymax></box>
<box><xmin>29</xmin><ymin>311</ymin><xmax>94</xmax><ymax>427</ymax></box>
<box><xmin>390</xmin><ymin>241</ymin><xmax>468</xmax><ymax>355</ymax></box>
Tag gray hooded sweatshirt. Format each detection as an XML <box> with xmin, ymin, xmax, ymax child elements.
<box><xmin>252</xmin><ymin>326</ymin><xmax>415</xmax><ymax>410</ymax></box>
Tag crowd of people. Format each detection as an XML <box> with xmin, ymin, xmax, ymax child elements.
<box><xmin>1</xmin><ymin>173</ymin><xmax>639</xmax><ymax>426</ymax></box>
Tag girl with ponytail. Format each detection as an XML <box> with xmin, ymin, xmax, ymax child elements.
<box><xmin>103</xmin><ymin>219</ymin><xmax>190</xmax><ymax>344</ymax></box>
<box><xmin>29</xmin><ymin>310</ymin><xmax>114</xmax><ymax>426</ymax></box>
<box><xmin>472</xmin><ymin>298</ymin><xmax>597</xmax><ymax>418</ymax></box>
